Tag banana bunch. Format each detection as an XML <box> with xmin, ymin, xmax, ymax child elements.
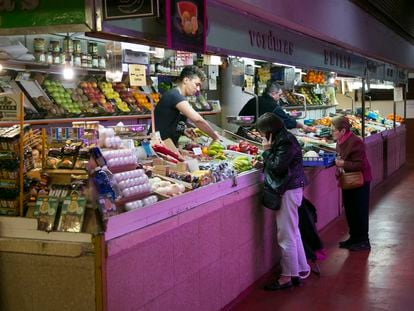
<box><xmin>194</xmin><ymin>128</ymin><xmax>209</xmax><ymax>137</ymax></box>
<box><xmin>232</xmin><ymin>155</ymin><xmax>252</xmax><ymax>173</ymax></box>
<box><xmin>207</xmin><ymin>141</ymin><xmax>226</xmax><ymax>160</ymax></box>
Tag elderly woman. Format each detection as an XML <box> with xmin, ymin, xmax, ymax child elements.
<box><xmin>332</xmin><ymin>116</ymin><xmax>372</xmax><ymax>251</ymax></box>
<box><xmin>257</xmin><ymin>112</ymin><xmax>310</xmax><ymax>290</ymax></box>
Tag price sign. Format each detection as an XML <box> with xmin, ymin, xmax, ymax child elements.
<box><xmin>128</xmin><ymin>64</ymin><xmax>147</xmax><ymax>86</ymax></box>
<box><xmin>393</xmin><ymin>87</ymin><xmax>403</xmax><ymax>102</ymax></box>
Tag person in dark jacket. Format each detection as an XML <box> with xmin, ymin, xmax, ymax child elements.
<box><xmin>257</xmin><ymin>112</ymin><xmax>310</xmax><ymax>290</ymax></box>
<box><xmin>239</xmin><ymin>81</ymin><xmax>313</xmax><ymax>131</ymax></box>
<box><xmin>332</xmin><ymin>116</ymin><xmax>372</xmax><ymax>251</ymax></box>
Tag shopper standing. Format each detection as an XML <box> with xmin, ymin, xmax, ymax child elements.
<box><xmin>153</xmin><ymin>65</ymin><xmax>219</xmax><ymax>144</ymax></box>
<box><xmin>257</xmin><ymin>112</ymin><xmax>310</xmax><ymax>290</ymax></box>
<box><xmin>332</xmin><ymin>116</ymin><xmax>372</xmax><ymax>251</ymax></box>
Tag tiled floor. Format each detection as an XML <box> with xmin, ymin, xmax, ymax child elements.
<box><xmin>228</xmin><ymin>159</ymin><xmax>414</xmax><ymax>311</ymax></box>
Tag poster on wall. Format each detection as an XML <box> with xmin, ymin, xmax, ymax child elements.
<box><xmin>103</xmin><ymin>0</ymin><xmax>158</xmax><ymax>20</ymax></box>
<box><xmin>166</xmin><ymin>0</ymin><xmax>206</xmax><ymax>53</ymax></box>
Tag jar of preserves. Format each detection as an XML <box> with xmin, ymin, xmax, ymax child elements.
<box><xmin>63</xmin><ymin>36</ymin><xmax>73</xmax><ymax>54</ymax></box>
<box><xmin>81</xmin><ymin>53</ymin><xmax>88</xmax><ymax>67</ymax></box>
<box><xmin>88</xmin><ymin>42</ymin><xmax>98</xmax><ymax>55</ymax></box>
<box><xmin>50</xmin><ymin>40</ymin><xmax>60</xmax><ymax>53</ymax></box>
<box><xmin>33</xmin><ymin>38</ymin><xmax>46</xmax><ymax>52</ymax></box>
<box><xmin>34</xmin><ymin>52</ymin><xmax>46</xmax><ymax>63</ymax></box>
<box><xmin>47</xmin><ymin>51</ymin><xmax>53</xmax><ymax>64</ymax></box>
<box><xmin>98</xmin><ymin>56</ymin><xmax>106</xmax><ymax>69</ymax></box>
<box><xmin>73</xmin><ymin>53</ymin><xmax>81</xmax><ymax>67</ymax></box>
<box><xmin>87</xmin><ymin>54</ymin><xmax>92</xmax><ymax>68</ymax></box>
<box><xmin>53</xmin><ymin>53</ymin><xmax>61</xmax><ymax>64</ymax></box>
<box><xmin>73</xmin><ymin>40</ymin><xmax>81</xmax><ymax>54</ymax></box>
<box><xmin>92</xmin><ymin>55</ymin><xmax>99</xmax><ymax>68</ymax></box>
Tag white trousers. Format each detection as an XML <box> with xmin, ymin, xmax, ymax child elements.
<box><xmin>276</xmin><ymin>187</ymin><xmax>310</xmax><ymax>277</ymax></box>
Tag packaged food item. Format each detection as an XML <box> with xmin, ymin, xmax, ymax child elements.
<box><xmin>46</xmin><ymin>147</ymin><xmax>62</xmax><ymax>169</ymax></box>
<box><xmin>74</xmin><ymin>148</ymin><xmax>90</xmax><ymax>169</ymax></box>
<box><xmin>57</xmin><ymin>195</ymin><xmax>86</xmax><ymax>232</ymax></box>
<box><xmin>58</xmin><ymin>145</ymin><xmax>76</xmax><ymax>169</ymax></box>
<box><xmin>33</xmin><ymin>196</ymin><xmax>59</xmax><ymax>231</ymax></box>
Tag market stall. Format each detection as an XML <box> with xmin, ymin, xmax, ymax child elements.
<box><xmin>0</xmin><ymin>1</ymin><xmax>409</xmax><ymax>311</ymax></box>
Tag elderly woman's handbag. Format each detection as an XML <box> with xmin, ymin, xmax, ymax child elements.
<box><xmin>339</xmin><ymin>171</ymin><xmax>364</xmax><ymax>189</ymax></box>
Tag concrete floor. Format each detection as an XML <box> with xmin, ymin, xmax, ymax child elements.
<box><xmin>227</xmin><ymin>158</ymin><xmax>414</xmax><ymax>311</ymax></box>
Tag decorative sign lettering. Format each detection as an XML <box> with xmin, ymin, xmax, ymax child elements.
<box><xmin>103</xmin><ymin>0</ymin><xmax>157</xmax><ymax>20</ymax></box>
<box><xmin>248</xmin><ymin>30</ymin><xmax>293</xmax><ymax>56</ymax></box>
<box><xmin>324</xmin><ymin>50</ymin><xmax>351</xmax><ymax>69</ymax></box>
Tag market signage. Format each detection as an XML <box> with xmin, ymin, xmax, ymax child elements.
<box><xmin>166</xmin><ymin>0</ymin><xmax>206</xmax><ymax>53</ymax></box>
<box><xmin>103</xmin><ymin>0</ymin><xmax>158</xmax><ymax>20</ymax></box>
<box><xmin>0</xmin><ymin>0</ymin><xmax>92</xmax><ymax>32</ymax></box>
<box><xmin>206</xmin><ymin>4</ymin><xmax>367</xmax><ymax>77</ymax></box>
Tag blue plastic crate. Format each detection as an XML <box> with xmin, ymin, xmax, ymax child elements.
<box><xmin>303</xmin><ymin>152</ymin><xmax>336</xmax><ymax>167</ymax></box>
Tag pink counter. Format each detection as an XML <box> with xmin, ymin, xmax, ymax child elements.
<box><xmin>103</xmin><ymin>128</ymin><xmax>405</xmax><ymax>310</ymax></box>
<box><xmin>105</xmin><ymin>171</ymin><xmax>279</xmax><ymax>311</ymax></box>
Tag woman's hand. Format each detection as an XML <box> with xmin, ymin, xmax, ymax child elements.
<box><xmin>335</xmin><ymin>158</ymin><xmax>345</xmax><ymax>167</ymax></box>
<box><xmin>262</xmin><ymin>133</ymin><xmax>272</xmax><ymax>150</ymax></box>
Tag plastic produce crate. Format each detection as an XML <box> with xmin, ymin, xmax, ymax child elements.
<box><xmin>303</xmin><ymin>152</ymin><xmax>336</xmax><ymax>167</ymax></box>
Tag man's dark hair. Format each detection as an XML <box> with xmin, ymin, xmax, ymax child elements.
<box><xmin>264</xmin><ymin>81</ymin><xmax>283</xmax><ymax>95</ymax></box>
<box><xmin>256</xmin><ymin>112</ymin><xmax>284</xmax><ymax>138</ymax></box>
<box><xmin>179</xmin><ymin>65</ymin><xmax>206</xmax><ymax>82</ymax></box>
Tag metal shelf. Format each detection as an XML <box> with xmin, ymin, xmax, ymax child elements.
<box><xmin>0</xmin><ymin>59</ymin><xmax>105</xmax><ymax>75</ymax></box>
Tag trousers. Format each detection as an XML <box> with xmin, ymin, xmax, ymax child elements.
<box><xmin>342</xmin><ymin>181</ymin><xmax>370</xmax><ymax>243</ymax></box>
<box><xmin>276</xmin><ymin>187</ymin><xmax>310</xmax><ymax>277</ymax></box>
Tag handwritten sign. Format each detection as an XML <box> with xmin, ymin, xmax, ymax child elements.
<box><xmin>128</xmin><ymin>64</ymin><xmax>146</xmax><ymax>86</ymax></box>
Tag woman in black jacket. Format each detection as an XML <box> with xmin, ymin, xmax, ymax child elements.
<box><xmin>257</xmin><ymin>112</ymin><xmax>310</xmax><ymax>290</ymax></box>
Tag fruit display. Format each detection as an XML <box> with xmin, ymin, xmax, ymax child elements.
<box><xmin>282</xmin><ymin>90</ymin><xmax>301</xmax><ymax>106</ymax></box>
<box><xmin>297</xmin><ymin>86</ymin><xmax>323</xmax><ymax>106</ymax></box>
<box><xmin>77</xmin><ymin>81</ymin><xmax>113</xmax><ymax>114</ymax></box>
<box><xmin>386</xmin><ymin>113</ymin><xmax>404</xmax><ymax>123</ymax></box>
<box><xmin>231</xmin><ymin>155</ymin><xmax>253</xmax><ymax>173</ymax></box>
<box><xmin>227</xmin><ymin>140</ymin><xmax>259</xmax><ymax>155</ymax></box>
<box><xmin>131</xmin><ymin>91</ymin><xmax>152</xmax><ymax>112</ymax></box>
<box><xmin>207</xmin><ymin>141</ymin><xmax>226</xmax><ymax>159</ymax></box>
<box><xmin>32</xmin><ymin>95</ymin><xmax>65</xmax><ymax>116</ymax></box>
<box><xmin>98</xmin><ymin>82</ymin><xmax>130</xmax><ymax>113</ymax></box>
<box><xmin>42</xmin><ymin>79</ymin><xmax>82</xmax><ymax>114</ymax></box>
<box><xmin>303</xmin><ymin>70</ymin><xmax>325</xmax><ymax>84</ymax></box>
<box><xmin>112</xmin><ymin>83</ymin><xmax>147</xmax><ymax>114</ymax></box>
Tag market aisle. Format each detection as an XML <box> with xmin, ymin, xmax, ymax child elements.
<box><xmin>227</xmin><ymin>159</ymin><xmax>414</xmax><ymax>311</ymax></box>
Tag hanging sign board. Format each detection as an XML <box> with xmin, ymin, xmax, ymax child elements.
<box><xmin>103</xmin><ymin>0</ymin><xmax>158</xmax><ymax>20</ymax></box>
<box><xmin>393</xmin><ymin>87</ymin><xmax>403</xmax><ymax>102</ymax></box>
<box><xmin>129</xmin><ymin>64</ymin><xmax>147</xmax><ymax>86</ymax></box>
<box><xmin>0</xmin><ymin>0</ymin><xmax>94</xmax><ymax>34</ymax></box>
<box><xmin>166</xmin><ymin>0</ymin><xmax>206</xmax><ymax>53</ymax></box>
<box><xmin>206</xmin><ymin>4</ymin><xmax>367</xmax><ymax>77</ymax></box>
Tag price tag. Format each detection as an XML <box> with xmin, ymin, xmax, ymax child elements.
<box><xmin>192</xmin><ymin>147</ymin><xmax>202</xmax><ymax>155</ymax></box>
<box><xmin>128</xmin><ymin>64</ymin><xmax>146</xmax><ymax>86</ymax></box>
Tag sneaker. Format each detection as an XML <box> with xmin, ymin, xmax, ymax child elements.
<box><xmin>349</xmin><ymin>240</ymin><xmax>371</xmax><ymax>251</ymax></box>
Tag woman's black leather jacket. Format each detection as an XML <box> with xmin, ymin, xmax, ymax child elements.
<box><xmin>262</xmin><ymin>128</ymin><xmax>306</xmax><ymax>193</ymax></box>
